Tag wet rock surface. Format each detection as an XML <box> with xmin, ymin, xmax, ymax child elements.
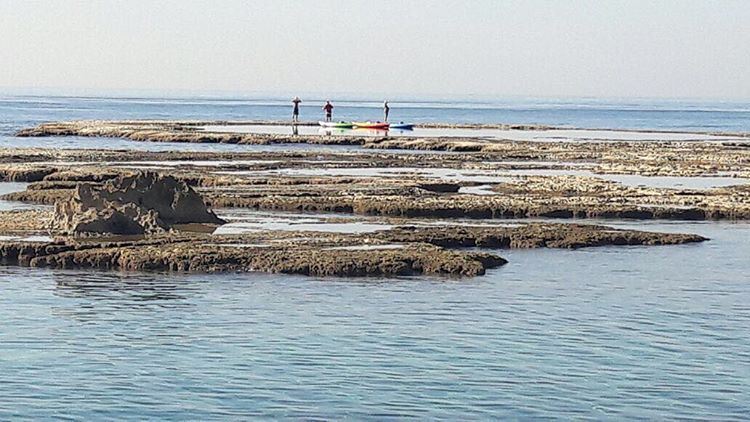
<box><xmin>14</xmin><ymin>120</ymin><xmax>750</xmax><ymax>155</ymax></box>
<box><xmin>2</xmin><ymin>154</ymin><xmax>749</xmax><ymax>221</ymax></box>
<box><xmin>23</xmin><ymin>238</ymin><xmax>506</xmax><ymax>277</ymax></box>
<box><xmin>378</xmin><ymin>224</ymin><xmax>707</xmax><ymax>249</ymax></box>
<box><xmin>0</xmin><ymin>123</ymin><xmax>733</xmax><ymax>277</ymax></box>
<box><xmin>52</xmin><ymin>172</ymin><xmax>225</xmax><ymax>236</ymax></box>
<box><xmin>0</xmin><ymin>209</ymin><xmax>707</xmax><ymax>277</ymax></box>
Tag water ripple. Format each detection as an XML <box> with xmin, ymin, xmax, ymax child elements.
<box><xmin>0</xmin><ymin>218</ymin><xmax>750</xmax><ymax>419</ymax></box>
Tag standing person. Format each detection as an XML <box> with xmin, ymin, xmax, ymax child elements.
<box><xmin>383</xmin><ymin>101</ymin><xmax>390</xmax><ymax>122</ymax></box>
<box><xmin>291</xmin><ymin>96</ymin><xmax>301</xmax><ymax>123</ymax></box>
<box><xmin>323</xmin><ymin>100</ymin><xmax>334</xmax><ymax>122</ymax></box>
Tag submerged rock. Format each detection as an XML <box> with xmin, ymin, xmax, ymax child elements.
<box><xmin>52</xmin><ymin>172</ymin><xmax>225</xmax><ymax>236</ymax></box>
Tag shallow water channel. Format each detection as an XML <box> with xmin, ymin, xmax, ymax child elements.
<box><xmin>202</xmin><ymin>124</ymin><xmax>748</xmax><ymax>142</ymax></box>
<box><xmin>215</xmin><ymin>166</ymin><xmax>748</xmax><ymax>190</ymax></box>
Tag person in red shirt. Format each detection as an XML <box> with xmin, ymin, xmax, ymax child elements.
<box><xmin>322</xmin><ymin>100</ymin><xmax>334</xmax><ymax>122</ymax></box>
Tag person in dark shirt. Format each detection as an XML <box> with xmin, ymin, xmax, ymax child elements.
<box><xmin>383</xmin><ymin>101</ymin><xmax>390</xmax><ymax>122</ymax></box>
<box><xmin>323</xmin><ymin>100</ymin><xmax>334</xmax><ymax>122</ymax></box>
<box><xmin>292</xmin><ymin>96</ymin><xmax>301</xmax><ymax>123</ymax></box>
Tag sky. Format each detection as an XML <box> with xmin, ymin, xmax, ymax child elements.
<box><xmin>1</xmin><ymin>0</ymin><xmax>749</xmax><ymax>99</ymax></box>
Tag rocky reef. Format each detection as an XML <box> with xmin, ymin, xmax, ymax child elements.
<box><xmin>0</xmin><ymin>125</ymin><xmax>728</xmax><ymax>278</ymax></box>
<box><xmin>0</xmin><ymin>236</ymin><xmax>505</xmax><ymax>277</ymax></box>
<box><xmin>52</xmin><ymin>172</ymin><xmax>225</xmax><ymax>236</ymax></box>
<box><xmin>15</xmin><ymin>120</ymin><xmax>750</xmax><ymax>156</ymax></box>
<box><xmin>2</xmin><ymin>152</ymin><xmax>750</xmax><ymax>221</ymax></box>
<box><xmin>378</xmin><ymin>224</ymin><xmax>707</xmax><ymax>249</ymax></box>
<box><xmin>0</xmin><ymin>206</ymin><xmax>707</xmax><ymax>277</ymax></box>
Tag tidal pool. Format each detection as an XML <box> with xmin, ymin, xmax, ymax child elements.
<box><xmin>0</xmin><ymin>182</ymin><xmax>49</xmax><ymax>211</ymax></box>
<box><xmin>217</xmin><ymin>167</ymin><xmax>748</xmax><ymax>190</ymax></box>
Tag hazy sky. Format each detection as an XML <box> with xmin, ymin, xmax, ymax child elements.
<box><xmin>1</xmin><ymin>0</ymin><xmax>749</xmax><ymax>99</ymax></box>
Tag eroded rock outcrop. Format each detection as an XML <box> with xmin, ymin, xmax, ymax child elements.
<box><xmin>379</xmin><ymin>224</ymin><xmax>707</xmax><ymax>249</ymax></box>
<box><xmin>0</xmin><ymin>209</ymin><xmax>709</xmax><ymax>277</ymax></box>
<box><xmin>52</xmin><ymin>172</ymin><xmax>225</xmax><ymax>236</ymax></box>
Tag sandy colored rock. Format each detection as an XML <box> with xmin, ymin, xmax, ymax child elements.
<box><xmin>0</xmin><ymin>235</ymin><xmax>506</xmax><ymax>277</ymax></box>
<box><xmin>0</xmin><ymin>210</ymin><xmax>53</xmax><ymax>234</ymax></box>
<box><xmin>378</xmin><ymin>223</ymin><xmax>707</xmax><ymax>249</ymax></box>
<box><xmin>0</xmin><ymin>165</ymin><xmax>56</xmax><ymax>182</ymax></box>
<box><xmin>1</xmin><ymin>144</ymin><xmax>750</xmax><ymax>221</ymax></box>
<box><xmin>52</xmin><ymin>172</ymin><xmax>225</xmax><ymax>236</ymax></box>
<box><xmin>0</xmin><ymin>207</ymin><xmax>708</xmax><ymax>277</ymax></box>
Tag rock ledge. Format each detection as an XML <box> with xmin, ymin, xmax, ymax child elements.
<box><xmin>52</xmin><ymin>171</ymin><xmax>225</xmax><ymax>236</ymax></box>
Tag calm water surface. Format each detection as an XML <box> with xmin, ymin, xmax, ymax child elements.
<box><xmin>205</xmin><ymin>124</ymin><xmax>747</xmax><ymax>142</ymax></box>
<box><xmin>2</xmin><ymin>95</ymin><xmax>749</xmax><ymax>152</ymax></box>
<box><xmin>1</xmin><ymin>96</ymin><xmax>750</xmax><ymax>419</ymax></box>
<box><xmin>3</xmin><ymin>95</ymin><xmax>750</xmax><ymax>131</ymax></box>
<box><xmin>1</xmin><ymin>221</ymin><xmax>749</xmax><ymax>419</ymax></box>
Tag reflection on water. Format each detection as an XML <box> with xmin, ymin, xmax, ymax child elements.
<box><xmin>318</xmin><ymin>127</ymin><xmax>415</xmax><ymax>137</ymax></box>
<box><xmin>217</xmin><ymin>166</ymin><xmax>748</xmax><ymax>189</ymax></box>
<box><xmin>3</xmin><ymin>95</ymin><xmax>750</xmax><ymax>132</ymax></box>
<box><xmin>3</xmin><ymin>95</ymin><xmax>750</xmax><ymax>419</ymax></box>
<box><xmin>214</xmin><ymin>216</ymin><xmax>392</xmax><ymax>235</ymax></box>
<box><xmin>0</xmin><ymin>182</ymin><xmax>49</xmax><ymax>211</ymax></box>
<box><xmin>52</xmin><ymin>270</ymin><xmax>196</xmax><ymax>302</ymax></box>
<box><xmin>203</xmin><ymin>124</ymin><xmax>748</xmax><ymax>142</ymax></box>
<box><xmin>0</xmin><ymin>133</ymin><xmax>446</xmax><ymax>155</ymax></box>
<box><xmin>0</xmin><ymin>134</ymin><xmax>362</xmax><ymax>153</ymax></box>
<box><xmin>0</xmin><ymin>222</ymin><xmax>749</xmax><ymax>419</ymax></box>
<box><xmin>458</xmin><ymin>184</ymin><xmax>496</xmax><ymax>195</ymax></box>
<box><xmin>213</xmin><ymin>208</ymin><xmax>393</xmax><ymax>234</ymax></box>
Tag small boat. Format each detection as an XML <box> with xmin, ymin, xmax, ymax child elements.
<box><xmin>353</xmin><ymin>121</ymin><xmax>390</xmax><ymax>129</ymax></box>
<box><xmin>389</xmin><ymin>122</ymin><xmax>414</xmax><ymax>130</ymax></box>
<box><xmin>318</xmin><ymin>121</ymin><xmax>354</xmax><ymax>128</ymax></box>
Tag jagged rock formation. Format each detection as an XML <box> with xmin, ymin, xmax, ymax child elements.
<box><xmin>4</xmin><ymin>160</ymin><xmax>750</xmax><ymax>221</ymax></box>
<box><xmin>0</xmin><ymin>231</ymin><xmax>508</xmax><ymax>277</ymax></box>
<box><xmin>52</xmin><ymin>172</ymin><xmax>225</xmax><ymax>236</ymax></box>
<box><xmin>0</xmin><ymin>208</ymin><xmax>709</xmax><ymax>277</ymax></box>
<box><xmin>0</xmin><ymin>124</ymin><xmax>728</xmax><ymax>277</ymax></box>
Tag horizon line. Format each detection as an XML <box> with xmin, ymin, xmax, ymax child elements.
<box><xmin>1</xmin><ymin>87</ymin><xmax>749</xmax><ymax>104</ymax></box>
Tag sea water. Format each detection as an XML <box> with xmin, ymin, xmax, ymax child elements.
<box><xmin>3</xmin><ymin>95</ymin><xmax>750</xmax><ymax>131</ymax></box>
<box><xmin>2</xmin><ymin>95</ymin><xmax>748</xmax><ymax>151</ymax></box>
<box><xmin>1</xmin><ymin>95</ymin><xmax>750</xmax><ymax>419</ymax></box>
<box><xmin>0</xmin><ymin>221</ymin><xmax>749</xmax><ymax>419</ymax></box>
